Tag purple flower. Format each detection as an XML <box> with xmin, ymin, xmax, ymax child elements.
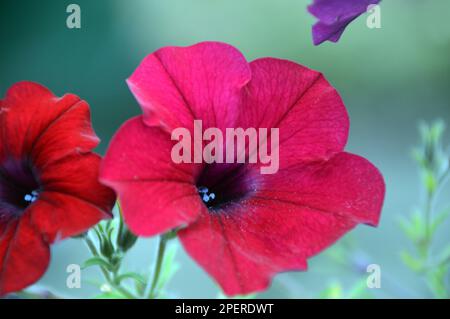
<box><xmin>308</xmin><ymin>0</ymin><xmax>381</xmax><ymax>45</ymax></box>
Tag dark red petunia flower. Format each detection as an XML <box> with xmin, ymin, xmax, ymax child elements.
<box><xmin>100</xmin><ymin>42</ymin><xmax>385</xmax><ymax>296</ymax></box>
<box><xmin>0</xmin><ymin>82</ymin><xmax>116</xmax><ymax>295</ymax></box>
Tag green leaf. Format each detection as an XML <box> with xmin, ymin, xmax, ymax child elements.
<box><xmin>398</xmin><ymin>217</ymin><xmax>415</xmax><ymax>241</ymax></box>
<box><xmin>134</xmin><ymin>279</ymin><xmax>147</xmax><ymax>297</ymax></box>
<box><xmin>426</xmin><ymin>265</ymin><xmax>449</xmax><ymax>299</ymax></box>
<box><xmin>437</xmin><ymin>244</ymin><xmax>450</xmax><ymax>266</ymax></box>
<box><xmin>116</xmin><ymin>272</ymin><xmax>146</xmax><ymax>285</ymax></box>
<box><xmin>398</xmin><ymin>210</ymin><xmax>425</xmax><ymax>242</ymax></box>
<box><xmin>319</xmin><ymin>282</ymin><xmax>343</xmax><ymax>299</ymax></box>
<box><xmin>424</xmin><ymin>170</ymin><xmax>437</xmax><ymax>193</ymax></box>
<box><xmin>93</xmin><ymin>228</ymin><xmax>104</xmax><ymax>247</ymax></box>
<box><xmin>107</xmin><ymin>227</ymin><xmax>115</xmax><ymax>242</ymax></box>
<box><xmin>416</xmin><ymin>120</ymin><xmax>448</xmax><ymax>176</ymax></box>
<box><xmin>100</xmin><ymin>240</ymin><xmax>114</xmax><ymax>259</ymax></box>
<box><xmin>82</xmin><ymin>257</ymin><xmax>112</xmax><ymax>271</ymax></box>
<box><xmin>430</xmin><ymin>207</ymin><xmax>450</xmax><ymax>235</ymax></box>
<box><xmin>430</xmin><ymin>120</ymin><xmax>445</xmax><ymax>141</ymax></box>
<box><xmin>94</xmin><ymin>291</ymin><xmax>128</xmax><ymax>299</ymax></box>
<box><xmin>400</xmin><ymin>251</ymin><xmax>424</xmax><ymax>272</ymax></box>
<box><xmin>104</xmin><ymin>219</ymin><xmax>114</xmax><ymax>232</ymax></box>
<box><xmin>347</xmin><ymin>279</ymin><xmax>374</xmax><ymax>299</ymax></box>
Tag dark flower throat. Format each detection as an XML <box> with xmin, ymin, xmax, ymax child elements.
<box><xmin>196</xmin><ymin>163</ymin><xmax>255</xmax><ymax>211</ymax></box>
<box><xmin>0</xmin><ymin>159</ymin><xmax>40</xmax><ymax>216</ymax></box>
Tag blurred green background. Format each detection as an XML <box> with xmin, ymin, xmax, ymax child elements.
<box><xmin>1</xmin><ymin>0</ymin><xmax>450</xmax><ymax>298</ymax></box>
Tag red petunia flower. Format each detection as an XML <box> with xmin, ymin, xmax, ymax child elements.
<box><xmin>0</xmin><ymin>82</ymin><xmax>116</xmax><ymax>295</ymax></box>
<box><xmin>100</xmin><ymin>42</ymin><xmax>385</xmax><ymax>296</ymax></box>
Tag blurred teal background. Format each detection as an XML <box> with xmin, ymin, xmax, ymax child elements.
<box><xmin>1</xmin><ymin>0</ymin><xmax>449</xmax><ymax>298</ymax></box>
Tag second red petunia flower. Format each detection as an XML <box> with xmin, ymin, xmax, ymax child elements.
<box><xmin>100</xmin><ymin>42</ymin><xmax>385</xmax><ymax>296</ymax></box>
<box><xmin>0</xmin><ymin>82</ymin><xmax>116</xmax><ymax>296</ymax></box>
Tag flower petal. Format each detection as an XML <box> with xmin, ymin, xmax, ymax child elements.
<box><xmin>179</xmin><ymin>200</ymin><xmax>352</xmax><ymax>296</ymax></box>
<box><xmin>33</xmin><ymin>153</ymin><xmax>115</xmax><ymax>242</ymax></box>
<box><xmin>255</xmin><ymin>152</ymin><xmax>385</xmax><ymax>226</ymax></box>
<box><xmin>0</xmin><ymin>214</ymin><xmax>50</xmax><ymax>296</ymax></box>
<box><xmin>127</xmin><ymin>42</ymin><xmax>251</xmax><ymax>133</ymax></box>
<box><xmin>0</xmin><ymin>81</ymin><xmax>99</xmax><ymax>165</ymax></box>
<box><xmin>180</xmin><ymin>152</ymin><xmax>384</xmax><ymax>296</ymax></box>
<box><xmin>308</xmin><ymin>0</ymin><xmax>381</xmax><ymax>45</ymax></box>
<box><xmin>100</xmin><ymin>117</ymin><xmax>202</xmax><ymax>236</ymax></box>
<box><xmin>311</xmin><ymin>21</ymin><xmax>349</xmax><ymax>45</ymax></box>
<box><xmin>242</xmin><ymin>58</ymin><xmax>349</xmax><ymax>164</ymax></box>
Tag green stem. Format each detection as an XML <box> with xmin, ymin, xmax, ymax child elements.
<box><xmin>424</xmin><ymin>190</ymin><xmax>434</xmax><ymax>254</ymax></box>
<box><xmin>148</xmin><ymin>234</ymin><xmax>170</xmax><ymax>299</ymax></box>
<box><xmin>421</xmin><ymin>168</ymin><xmax>450</xmax><ymax>298</ymax></box>
<box><xmin>83</xmin><ymin>235</ymin><xmax>136</xmax><ymax>299</ymax></box>
<box><xmin>423</xmin><ymin>167</ymin><xmax>449</xmax><ymax>258</ymax></box>
<box><xmin>117</xmin><ymin>201</ymin><xmax>125</xmax><ymax>238</ymax></box>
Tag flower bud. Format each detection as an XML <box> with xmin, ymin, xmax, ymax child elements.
<box><xmin>117</xmin><ymin>227</ymin><xmax>138</xmax><ymax>252</ymax></box>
